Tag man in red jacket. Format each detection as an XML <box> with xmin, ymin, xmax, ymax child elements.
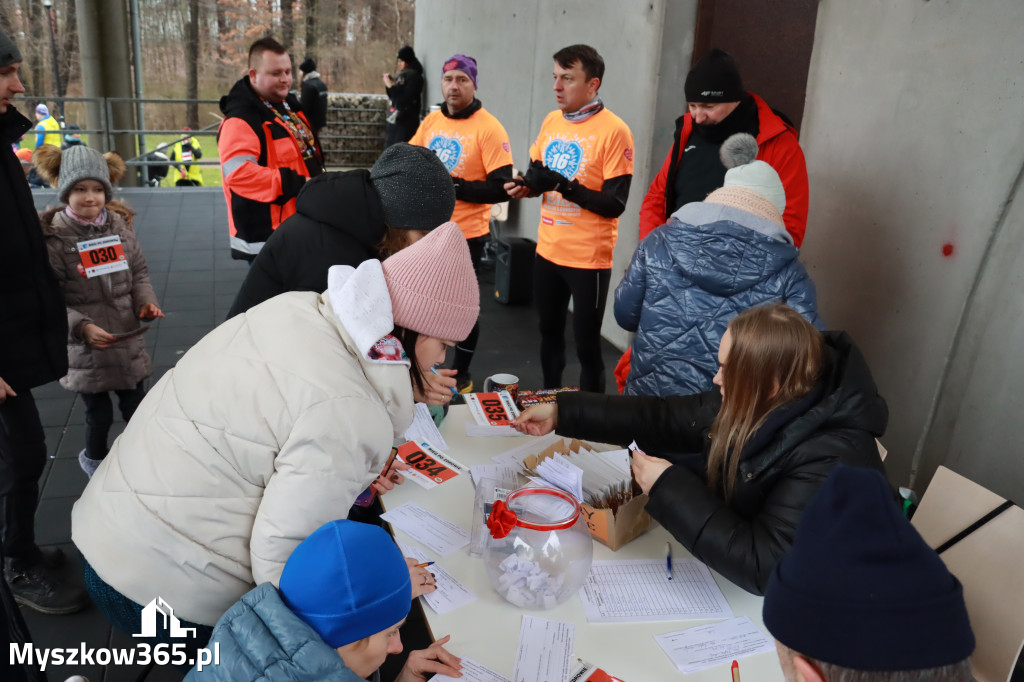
<box><xmin>638</xmin><ymin>48</ymin><xmax>808</xmax><ymax>246</ymax></box>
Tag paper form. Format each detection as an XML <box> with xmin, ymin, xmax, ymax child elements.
<box><xmin>404</xmin><ymin>402</ymin><xmax>450</xmax><ymax>450</ymax></box>
<box><xmin>397</xmin><ymin>542</ymin><xmax>476</xmax><ymax>615</ymax></box>
<box><xmin>654</xmin><ymin>616</ymin><xmax>776</xmax><ymax>673</ymax></box>
<box><xmin>432</xmin><ymin>657</ymin><xmax>511</xmax><ymax>682</ymax></box>
<box><xmin>380</xmin><ymin>503</ymin><xmax>470</xmax><ymax>556</ymax></box>
<box><xmin>512</xmin><ymin>615</ymin><xmax>575</xmax><ymax>682</ymax></box>
<box><xmin>579</xmin><ymin>559</ymin><xmax>733</xmax><ymax>622</ymax></box>
<box><xmin>469</xmin><ymin>464</ymin><xmax>522</xmax><ymax>488</ymax></box>
<box><xmin>490</xmin><ymin>432</ymin><xmax>563</xmax><ymax>466</ymax></box>
<box><xmin>465</xmin><ymin>422</ymin><xmax>526</xmax><ymax>438</ymax></box>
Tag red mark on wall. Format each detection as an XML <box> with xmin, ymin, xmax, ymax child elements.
<box><xmin>942</xmin><ymin>242</ymin><xmax>955</xmax><ymax>257</ymax></box>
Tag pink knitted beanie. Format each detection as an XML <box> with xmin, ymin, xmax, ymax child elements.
<box><xmin>381</xmin><ymin>222</ymin><xmax>480</xmax><ymax>341</ymax></box>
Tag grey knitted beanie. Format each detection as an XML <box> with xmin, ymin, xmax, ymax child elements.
<box><xmin>369</xmin><ymin>143</ymin><xmax>455</xmax><ymax>230</ymax></box>
<box><xmin>58</xmin><ymin>145</ymin><xmax>114</xmax><ymax>203</ymax></box>
<box><xmin>0</xmin><ymin>29</ymin><xmax>22</xmax><ymax>68</ymax></box>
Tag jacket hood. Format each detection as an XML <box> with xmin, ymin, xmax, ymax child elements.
<box><xmin>324</xmin><ymin>261</ymin><xmax>414</xmax><ymax>438</ymax></box>
<box><xmin>743</xmin><ymin>331</ymin><xmax>889</xmax><ymax>478</ymax></box>
<box><xmin>184</xmin><ymin>583</ymin><xmax>363</xmax><ymax>682</ymax></box>
<box><xmin>662</xmin><ymin>201</ymin><xmax>799</xmax><ymax>296</ymax></box>
<box><xmin>295</xmin><ymin>170</ymin><xmax>386</xmax><ymax>251</ymax></box>
<box><xmin>220</xmin><ymin>75</ymin><xmax>302</xmax><ymax>119</ymax></box>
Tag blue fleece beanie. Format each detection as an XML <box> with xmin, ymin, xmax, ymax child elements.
<box><xmin>763</xmin><ymin>465</ymin><xmax>975</xmax><ymax>670</ymax></box>
<box><xmin>279</xmin><ymin>520</ymin><xmax>411</xmax><ymax>648</ymax></box>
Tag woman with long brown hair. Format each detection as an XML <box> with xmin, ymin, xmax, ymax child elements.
<box><xmin>513</xmin><ymin>304</ymin><xmax>888</xmax><ymax>594</ymax></box>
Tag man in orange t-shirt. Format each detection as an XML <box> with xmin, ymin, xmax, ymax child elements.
<box><xmin>506</xmin><ymin>44</ymin><xmax>634</xmax><ymax>393</ymax></box>
<box><xmin>410</xmin><ymin>54</ymin><xmax>513</xmax><ymax>392</ymax></box>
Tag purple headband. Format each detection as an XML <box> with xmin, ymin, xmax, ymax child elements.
<box><xmin>442</xmin><ymin>54</ymin><xmax>478</xmax><ymax>88</ymax></box>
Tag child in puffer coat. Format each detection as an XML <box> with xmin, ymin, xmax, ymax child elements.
<box><xmin>33</xmin><ymin>144</ymin><xmax>164</xmax><ymax>477</ymax></box>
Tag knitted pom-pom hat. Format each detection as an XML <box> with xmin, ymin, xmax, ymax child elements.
<box><xmin>381</xmin><ymin>221</ymin><xmax>479</xmax><ymax>342</ymax></box>
<box><xmin>705</xmin><ymin>133</ymin><xmax>786</xmax><ymax>229</ymax></box>
<box><xmin>280</xmin><ymin>520</ymin><xmax>411</xmax><ymax>649</ymax></box>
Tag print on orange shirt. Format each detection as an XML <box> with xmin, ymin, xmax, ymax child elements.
<box><xmin>410</xmin><ymin>108</ymin><xmax>513</xmax><ymax>239</ymax></box>
<box><xmin>529</xmin><ymin>109</ymin><xmax>634</xmax><ymax>269</ymax></box>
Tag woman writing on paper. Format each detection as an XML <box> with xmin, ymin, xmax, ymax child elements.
<box><xmin>513</xmin><ymin>304</ymin><xmax>888</xmax><ymax>594</ymax></box>
<box><xmin>72</xmin><ymin>224</ymin><xmax>478</xmax><ymax>643</ymax></box>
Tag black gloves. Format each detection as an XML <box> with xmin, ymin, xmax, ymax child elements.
<box><xmin>523</xmin><ymin>160</ymin><xmax>571</xmax><ymax>193</ymax></box>
<box><xmin>451</xmin><ymin>176</ymin><xmax>465</xmax><ymax>200</ymax></box>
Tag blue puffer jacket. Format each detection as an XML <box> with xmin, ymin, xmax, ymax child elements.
<box><xmin>185</xmin><ymin>583</ymin><xmax>371</xmax><ymax>682</ymax></box>
<box><xmin>615</xmin><ymin>201</ymin><xmax>822</xmax><ymax>397</ymax></box>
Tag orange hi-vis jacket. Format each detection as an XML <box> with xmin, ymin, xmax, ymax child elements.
<box><xmin>218</xmin><ymin>76</ymin><xmax>322</xmax><ymax>261</ymax></box>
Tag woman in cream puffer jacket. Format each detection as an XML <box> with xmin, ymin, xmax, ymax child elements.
<box><xmin>71</xmin><ymin>223</ymin><xmax>479</xmax><ymax>634</ymax></box>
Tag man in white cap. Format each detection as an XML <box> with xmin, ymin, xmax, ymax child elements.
<box><xmin>33</xmin><ymin>102</ymin><xmax>60</xmax><ymax>148</ymax></box>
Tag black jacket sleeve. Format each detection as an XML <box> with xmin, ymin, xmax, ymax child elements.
<box><xmin>644</xmin><ymin>433</ymin><xmax>864</xmax><ymax>595</ymax></box>
<box><xmin>556</xmin><ymin>390</ymin><xmax>719</xmax><ymax>454</ymax></box>
<box><xmin>386</xmin><ymin>71</ymin><xmax>423</xmax><ymax>110</ymax></box>
<box><xmin>560</xmin><ymin>174</ymin><xmax>632</xmax><ymax>218</ymax></box>
<box><xmin>454</xmin><ymin>165</ymin><xmax>513</xmax><ymax>204</ymax></box>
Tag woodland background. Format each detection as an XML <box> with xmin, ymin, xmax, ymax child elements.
<box><xmin>0</xmin><ymin>0</ymin><xmax>415</xmax><ymax>130</ymax></box>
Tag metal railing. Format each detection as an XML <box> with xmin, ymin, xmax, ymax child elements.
<box><xmin>20</xmin><ymin>93</ymin><xmax>389</xmax><ymax>183</ymax></box>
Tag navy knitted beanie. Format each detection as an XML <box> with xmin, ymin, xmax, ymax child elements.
<box><xmin>763</xmin><ymin>465</ymin><xmax>975</xmax><ymax>670</ymax></box>
<box><xmin>279</xmin><ymin>520</ymin><xmax>411</xmax><ymax>648</ymax></box>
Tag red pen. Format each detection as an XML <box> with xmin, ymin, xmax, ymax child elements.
<box><xmin>731</xmin><ymin>660</ymin><xmax>740</xmax><ymax>682</ymax></box>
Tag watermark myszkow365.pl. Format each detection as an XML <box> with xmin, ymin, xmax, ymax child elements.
<box><xmin>11</xmin><ymin>596</ymin><xmax>220</xmax><ymax>671</ymax></box>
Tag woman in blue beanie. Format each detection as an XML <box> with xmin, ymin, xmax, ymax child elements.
<box><xmin>186</xmin><ymin>519</ymin><xmax>463</xmax><ymax>681</ymax></box>
<box><xmin>514</xmin><ymin>303</ymin><xmax>888</xmax><ymax>595</ymax></box>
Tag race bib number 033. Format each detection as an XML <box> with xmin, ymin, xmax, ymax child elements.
<box><xmin>77</xmin><ymin>235</ymin><xmax>129</xmax><ymax>278</ymax></box>
<box><xmin>396</xmin><ymin>440</ymin><xmax>467</xmax><ymax>489</ymax></box>
<box><xmin>465</xmin><ymin>390</ymin><xmax>520</xmax><ymax>426</ymax></box>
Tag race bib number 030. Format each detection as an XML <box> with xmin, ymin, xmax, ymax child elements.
<box><xmin>77</xmin><ymin>235</ymin><xmax>129</xmax><ymax>278</ymax></box>
<box><xmin>466</xmin><ymin>390</ymin><xmax>520</xmax><ymax>426</ymax></box>
<box><xmin>396</xmin><ymin>440</ymin><xmax>467</xmax><ymax>489</ymax></box>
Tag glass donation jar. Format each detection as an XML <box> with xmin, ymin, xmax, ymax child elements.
<box><xmin>483</xmin><ymin>486</ymin><xmax>594</xmax><ymax>609</ymax></box>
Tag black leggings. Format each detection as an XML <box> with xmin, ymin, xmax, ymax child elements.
<box><xmin>452</xmin><ymin>235</ymin><xmax>487</xmax><ymax>379</ymax></box>
<box><xmin>80</xmin><ymin>382</ymin><xmax>146</xmax><ymax>460</ymax></box>
<box><xmin>533</xmin><ymin>254</ymin><xmax>611</xmax><ymax>393</ymax></box>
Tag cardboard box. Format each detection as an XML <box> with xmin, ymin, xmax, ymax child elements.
<box><xmin>523</xmin><ymin>438</ymin><xmax>653</xmax><ymax>551</ymax></box>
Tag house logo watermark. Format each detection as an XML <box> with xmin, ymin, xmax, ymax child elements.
<box><xmin>134</xmin><ymin>596</ymin><xmax>197</xmax><ymax>638</ymax></box>
<box><xmin>11</xmin><ymin>596</ymin><xmax>219</xmax><ymax>671</ymax></box>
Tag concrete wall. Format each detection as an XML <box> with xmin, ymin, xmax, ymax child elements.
<box><xmin>414</xmin><ymin>0</ymin><xmax>698</xmax><ymax>351</ymax></box>
<box><xmin>415</xmin><ymin>1</ymin><xmax>1024</xmax><ymax>497</ymax></box>
<box><xmin>800</xmin><ymin>0</ymin><xmax>1024</xmax><ymax>492</ymax></box>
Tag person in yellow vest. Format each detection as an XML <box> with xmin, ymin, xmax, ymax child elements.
<box><xmin>33</xmin><ymin>103</ymin><xmax>61</xmax><ymax>148</ymax></box>
<box><xmin>410</xmin><ymin>54</ymin><xmax>513</xmax><ymax>392</ymax></box>
<box><xmin>168</xmin><ymin>127</ymin><xmax>204</xmax><ymax>186</ymax></box>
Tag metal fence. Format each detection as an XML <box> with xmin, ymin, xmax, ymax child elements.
<box><xmin>19</xmin><ymin>93</ymin><xmax>389</xmax><ymax>183</ymax></box>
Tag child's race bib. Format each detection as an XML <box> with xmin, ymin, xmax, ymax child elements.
<box><xmin>77</xmin><ymin>235</ymin><xmax>129</xmax><ymax>278</ymax></box>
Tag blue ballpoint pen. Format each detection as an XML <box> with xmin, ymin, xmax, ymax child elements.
<box><xmin>666</xmin><ymin>541</ymin><xmax>673</xmax><ymax>580</ymax></box>
<box><xmin>431</xmin><ymin>366</ymin><xmax>459</xmax><ymax>395</ymax></box>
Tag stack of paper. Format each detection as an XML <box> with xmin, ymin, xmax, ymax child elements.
<box><xmin>532</xmin><ymin>445</ymin><xmax>633</xmax><ymax>510</ymax></box>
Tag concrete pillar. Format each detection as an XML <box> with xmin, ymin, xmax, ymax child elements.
<box><xmin>75</xmin><ymin>0</ymin><xmax>138</xmax><ymax>185</ymax></box>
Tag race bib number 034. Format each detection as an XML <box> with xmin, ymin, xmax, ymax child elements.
<box><xmin>396</xmin><ymin>440</ymin><xmax>467</xmax><ymax>489</ymax></box>
<box><xmin>77</xmin><ymin>235</ymin><xmax>129</xmax><ymax>278</ymax></box>
<box><xmin>466</xmin><ymin>390</ymin><xmax>520</xmax><ymax>426</ymax></box>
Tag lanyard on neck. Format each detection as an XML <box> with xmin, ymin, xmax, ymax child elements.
<box><xmin>259</xmin><ymin>97</ymin><xmax>322</xmax><ymax>168</ymax></box>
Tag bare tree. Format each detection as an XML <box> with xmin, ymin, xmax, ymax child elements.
<box><xmin>186</xmin><ymin>0</ymin><xmax>199</xmax><ymax>127</ymax></box>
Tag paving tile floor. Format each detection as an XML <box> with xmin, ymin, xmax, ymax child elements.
<box><xmin>22</xmin><ymin>186</ymin><xmax>623</xmax><ymax>681</ymax></box>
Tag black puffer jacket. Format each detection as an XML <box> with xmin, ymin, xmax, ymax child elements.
<box><xmin>556</xmin><ymin>331</ymin><xmax>888</xmax><ymax>595</ymax></box>
<box><xmin>227</xmin><ymin>170</ymin><xmax>386</xmax><ymax>318</ymax></box>
<box><xmin>0</xmin><ymin>106</ymin><xmax>68</xmax><ymax>391</ymax></box>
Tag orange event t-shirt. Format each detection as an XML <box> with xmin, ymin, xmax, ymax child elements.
<box><xmin>410</xmin><ymin>107</ymin><xmax>514</xmax><ymax>239</ymax></box>
<box><xmin>529</xmin><ymin>108</ymin><xmax>634</xmax><ymax>269</ymax></box>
